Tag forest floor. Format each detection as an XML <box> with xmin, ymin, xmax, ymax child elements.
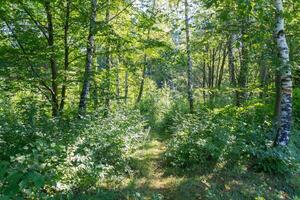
<box><xmin>73</xmin><ymin>130</ymin><xmax>299</xmax><ymax>200</ymax></box>
<box><xmin>105</xmin><ymin>131</ymin><xmax>298</xmax><ymax>200</ymax></box>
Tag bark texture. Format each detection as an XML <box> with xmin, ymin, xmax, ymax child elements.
<box><xmin>78</xmin><ymin>0</ymin><xmax>97</xmax><ymax>116</ymax></box>
<box><xmin>228</xmin><ymin>35</ymin><xmax>236</xmax><ymax>87</ymax></box>
<box><xmin>274</xmin><ymin>0</ymin><xmax>292</xmax><ymax>146</ymax></box>
<box><xmin>45</xmin><ymin>0</ymin><xmax>59</xmax><ymax>117</ymax></box>
<box><xmin>236</xmin><ymin>28</ymin><xmax>248</xmax><ymax>106</ymax></box>
<box><xmin>60</xmin><ymin>0</ymin><xmax>71</xmax><ymax>113</ymax></box>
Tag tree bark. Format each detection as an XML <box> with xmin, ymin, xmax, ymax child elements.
<box><xmin>202</xmin><ymin>61</ymin><xmax>206</xmax><ymax>103</ymax></box>
<box><xmin>274</xmin><ymin>0</ymin><xmax>292</xmax><ymax>146</ymax></box>
<box><xmin>217</xmin><ymin>46</ymin><xmax>227</xmax><ymax>88</ymax></box>
<box><xmin>116</xmin><ymin>57</ymin><xmax>120</xmax><ymax>101</ymax></box>
<box><xmin>259</xmin><ymin>54</ymin><xmax>268</xmax><ymax>98</ymax></box>
<box><xmin>228</xmin><ymin>35</ymin><xmax>236</xmax><ymax>87</ymax></box>
<box><xmin>78</xmin><ymin>0</ymin><xmax>97</xmax><ymax>117</ymax></box>
<box><xmin>104</xmin><ymin>0</ymin><xmax>111</xmax><ymax>115</ymax></box>
<box><xmin>236</xmin><ymin>27</ymin><xmax>248</xmax><ymax>106</ymax></box>
<box><xmin>136</xmin><ymin>53</ymin><xmax>147</xmax><ymax>104</ymax></box>
<box><xmin>184</xmin><ymin>0</ymin><xmax>194</xmax><ymax>113</ymax></box>
<box><xmin>45</xmin><ymin>0</ymin><xmax>59</xmax><ymax>117</ymax></box>
<box><xmin>124</xmin><ymin>69</ymin><xmax>129</xmax><ymax>104</ymax></box>
<box><xmin>60</xmin><ymin>0</ymin><xmax>71</xmax><ymax>113</ymax></box>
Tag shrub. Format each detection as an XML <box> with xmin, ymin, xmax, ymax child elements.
<box><xmin>57</xmin><ymin>109</ymin><xmax>147</xmax><ymax>190</ymax></box>
<box><xmin>164</xmin><ymin>101</ymin><xmax>300</xmax><ymax>175</ymax></box>
<box><xmin>249</xmin><ymin>146</ymin><xmax>299</xmax><ymax>174</ymax></box>
<box><xmin>0</xmin><ymin>102</ymin><xmax>147</xmax><ymax>198</ymax></box>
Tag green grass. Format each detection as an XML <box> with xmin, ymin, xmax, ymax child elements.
<box><xmin>65</xmin><ymin>131</ymin><xmax>298</xmax><ymax>200</ymax></box>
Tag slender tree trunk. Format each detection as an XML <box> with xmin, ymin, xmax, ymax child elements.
<box><xmin>136</xmin><ymin>0</ymin><xmax>156</xmax><ymax>104</ymax></box>
<box><xmin>104</xmin><ymin>0</ymin><xmax>111</xmax><ymax>115</ymax></box>
<box><xmin>184</xmin><ymin>0</ymin><xmax>194</xmax><ymax>113</ymax></box>
<box><xmin>78</xmin><ymin>0</ymin><xmax>97</xmax><ymax>117</ymax></box>
<box><xmin>228</xmin><ymin>35</ymin><xmax>236</xmax><ymax>87</ymax></box>
<box><xmin>217</xmin><ymin>46</ymin><xmax>227</xmax><ymax>88</ymax></box>
<box><xmin>259</xmin><ymin>55</ymin><xmax>268</xmax><ymax>98</ymax></box>
<box><xmin>124</xmin><ymin>69</ymin><xmax>129</xmax><ymax>104</ymax></box>
<box><xmin>45</xmin><ymin>0</ymin><xmax>59</xmax><ymax>117</ymax></box>
<box><xmin>208</xmin><ymin>49</ymin><xmax>212</xmax><ymax>88</ymax></box>
<box><xmin>215</xmin><ymin>46</ymin><xmax>222</xmax><ymax>87</ymax></box>
<box><xmin>136</xmin><ymin>53</ymin><xmax>147</xmax><ymax>104</ymax></box>
<box><xmin>274</xmin><ymin>0</ymin><xmax>292</xmax><ymax>146</ymax></box>
<box><xmin>202</xmin><ymin>61</ymin><xmax>206</xmax><ymax>103</ymax></box>
<box><xmin>104</xmin><ymin>53</ymin><xmax>111</xmax><ymax>114</ymax></box>
<box><xmin>116</xmin><ymin>58</ymin><xmax>120</xmax><ymax>102</ymax></box>
<box><xmin>236</xmin><ymin>27</ymin><xmax>248</xmax><ymax>106</ymax></box>
<box><xmin>211</xmin><ymin>48</ymin><xmax>216</xmax><ymax>89</ymax></box>
<box><xmin>60</xmin><ymin>0</ymin><xmax>71</xmax><ymax>113</ymax></box>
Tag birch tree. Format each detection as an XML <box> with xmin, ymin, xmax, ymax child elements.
<box><xmin>78</xmin><ymin>0</ymin><xmax>97</xmax><ymax>117</ymax></box>
<box><xmin>274</xmin><ymin>0</ymin><xmax>292</xmax><ymax>146</ymax></box>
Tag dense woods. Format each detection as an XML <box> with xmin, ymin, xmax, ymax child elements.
<box><xmin>0</xmin><ymin>0</ymin><xmax>299</xmax><ymax>199</ymax></box>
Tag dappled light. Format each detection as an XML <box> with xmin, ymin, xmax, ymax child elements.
<box><xmin>0</xmin><ymin>0</ymin><xmax>300</xmax><ymax>199</ymax></box>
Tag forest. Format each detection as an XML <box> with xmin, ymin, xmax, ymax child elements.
<box><xmin>0</xmin><ymin>0</ymin><xmax>299</xmax><ymax>199</ymax></box>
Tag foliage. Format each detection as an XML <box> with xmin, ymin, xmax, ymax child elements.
<box><xmin>294</xmin><ymin>88</ymin><xmax>300</xmax><ymax>121</ymax></box>
<box><xmin>0</xmin><ymin>0</ymin><xmax>300</xmax><ymax>198</ymax></box>
<box><xmin>0</xmin><ymin>98</ymin><xmax>147</xmax><ymax>199</ymax></box>
<box><xmin>164</xmin><ymin>100</ymin><xmax>300</xmax><ymax>175</ymax></box>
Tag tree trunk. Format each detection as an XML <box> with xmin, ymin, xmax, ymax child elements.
<box><xmin>236</xmin><ymin>27</ymin><xmax>248</xmax><ymax>106</ymax></box>
<box><xmin>136</xmin><ymin>0</ymin><xmax>156</xmax><ymax>104</ymax></box>
<box><xmin>45</xmin><ymin>0</ymin><xmax>59</xmax><ymax>117</ymax></box>
<box><xmin>274</xmin><ymin>0</ymin><xmax>292</xmax><ymax>146</ymax></box>
<box><xmin>60</xmin><ymin>0</ymin><xmax>71</xmax><ymax>113</ymax></box>
<box><xmin>116</xmin><ymin>57</ymin><xmax>120</xmax><ymax>101</ymax></box>
<box><xmin>136</xmin><ymin>54</ymin><xmax>146</xmax><ymax>104</ymax></box>
<box><xmin>78</xmin><ymin>0</ymin><xmax>97</xmax><ymax>117</ymax></box>
<box><xmin>259</xmin><ymin>55</ymin><xmax>268</xmax><ymax>98</ymax></box>
<box><xmin>215</xmin><ymin>46</ymin><xmax>222</xmax><ymax>87</ymax></box>
<box><xmin>217</xmin><ymin>46</ymin><xmax>227</xmax><ymax>88</ymax></box>
<box><xmin>124</xmin><ymin>69</ymin><xmax>129</xmax><ymax>104</ymax></box>
<box><xmin>208</xmin><ymin>49</ymin><xmax>212</xmax><ymax>88</ymax></box>
<box><xmin>104</xmin><ymin>0</ymin><xmax>111</xmax><ymax>115</ymax></box>
<box><xmin>228</xmin><ymin>35</ymin><xmax>236</xmax><ymax>87</ymax></box>
<box><xmin>184</xmin><ymin>0</ymin><xmax>194</xmax><ymax>113</ymax></box>
<box><xmin>202</xmin><ymin>61</ymin><xmax>206</xmax><ymax>103</ymax></box>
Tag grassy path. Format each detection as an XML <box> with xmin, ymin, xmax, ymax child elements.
<box><xmin>71</xmin><ymin>130</ymin><xmax>299</xmax><ymax>200</ymax></box>
<box><xmin>122</xmin><ymin>132</ymin><xmax>205</xmax><ymax>200</ymax></box>
<box><xmin>126</xmin><ymin>133</ymin><xmax>174</xmax><ymax>199</ymax></box>
<box><xmin>113</xmin><ymin>131</ymin><xmax>298</xmax><ymax>200</ymax></box>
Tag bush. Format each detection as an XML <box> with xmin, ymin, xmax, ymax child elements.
<box><xmin>0</xmin><ymin>101</ymin><xmax>147</xmax><ymax>198</ymax></box>
<box><xmin>57</xmin><ymin>109</ymin><xmax>147</xmax><ymax>190</ymax></box>
<box><xmin>249</xmin><ymin>146</ymin><xmax>299</xmax><ymax>174</ymax></box>
<box><xmin>164</xmin><ymin>101</ymin><xmax>300</xmax><ymax>175</ymax></box>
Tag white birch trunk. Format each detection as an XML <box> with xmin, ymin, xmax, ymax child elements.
<box><xmin>274</xmin><ymin>0</ymin><xmax>292</xmax><ymax>146</ymax></box>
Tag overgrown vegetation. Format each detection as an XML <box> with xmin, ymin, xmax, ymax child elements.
<box><xmin>164</xmin><ymin>101</ymin><xmax>299</xmax><ymax>174</ymax></box>
<box><xmin>0</xmin><ymin>97</ymin><xmax>147</xmax><ymax>198</ymax></box>
<box><xmin>1</xmin><ymin>0</ymin><xmax>300</xmax><ymax>199</ymax></box>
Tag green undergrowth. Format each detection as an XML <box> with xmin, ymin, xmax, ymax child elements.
<box><xmin>1</xmin><ymin>90</ymin><xmax>300</xmax><ymax>199</ymax></box>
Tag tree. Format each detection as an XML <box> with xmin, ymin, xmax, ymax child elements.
<box><xmin>184</xmin><ymin>0</ymin><xmax>194</xmax><ymax>113</ymax></box>
<box><xmin>274</xmin><ymin>0</ymin><xmax>292</xmax><ymax>146</ymax></box>
<box><xmin>78</xmin><ymin>0</ymin><xmax>97</xmax><ymax>117</ymax></box>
